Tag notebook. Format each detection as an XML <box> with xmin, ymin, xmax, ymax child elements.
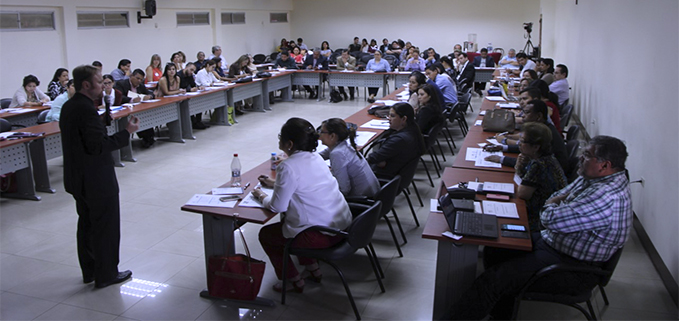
<box><xmin>439</xmin><ymin>194</ymin><xmax>498</xmax><ymax>239</ymax></box>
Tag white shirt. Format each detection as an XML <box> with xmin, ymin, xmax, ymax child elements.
<box><xmin>520</xmin><ymin>59</ymin><xmax>537</xmax><ymax>75</ymax></box>
<box><xmin>500</xmin><ymin>55</ymin><xmax>520</xmax><ymax>70</ymax></box>
<box><xmin>549</xmin><ymin>78</ymin><xmax>570</xmax><ymax>106</ymax></box>
<box><xmin>195</xmin><ymin>68</ymin><xmax>219</xmax><ymax>87</ymax></box>
<box><xmin>263</xmin><ymin>151</ymin><xmax>352</xmax><ymax>238</ymax></box>
<box><xmin>319</xmin><ymin>140</ymin><xmax>381</xmax><ymax>197</ymax></box>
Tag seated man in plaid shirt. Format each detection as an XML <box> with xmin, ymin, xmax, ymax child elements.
<box><xmin>447</xmin><ymin>135</ymin><xmax>632</xmax><ymax>320</ymax></box>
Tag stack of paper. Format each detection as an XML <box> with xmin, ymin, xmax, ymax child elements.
<box><xmin>482</xmin><ymin>201</ymin><xmax>519</xmax><ymax>218</ymax></box>
<box><xmin>360</xmin><ymin>119</ymin><xmax>390</xmax><ymax>130</ymax></box>
<box><xmin>498</xmin><ymin>102</ymin><xmax>520</xmax><ymax>109</ymax></box>
<box><xmin>465</xmin><ymin>147</ymin><xmax>502</xmax><ymax>168</ymax></box>
<box><xmin>485</xmin><ymin>96</ymin><xmax>505</xmax><ymax>102</ymax></box>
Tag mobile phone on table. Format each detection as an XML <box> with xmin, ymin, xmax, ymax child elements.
<box><xmin>501</xmin><ymin>224</ymin><xmax>526</xmax><ymax>232</ymax></box>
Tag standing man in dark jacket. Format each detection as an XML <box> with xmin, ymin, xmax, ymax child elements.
<box><xmin>60</xmin><ymin>65</ymin><xmax>140</xmax><ymax>288</ymax></box>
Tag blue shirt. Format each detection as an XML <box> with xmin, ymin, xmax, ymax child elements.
<box><xmin>426</xmin><ymin>79</ymin><xmax>446</xmax><ymax>107</ymax></box>
<box><xmin>45</xmin><ymin>91</ymin><xmax>69</xmax><ymax>122</ymax></box>
<box><xmin>433</xmin><ymin>74</ymin><xmax>458</xmax><ymax>105</ymax></box>
<box><xmin>366</xmin><ymin>59</ymin><xmax>391</xmax><ymax>72</ymax></box>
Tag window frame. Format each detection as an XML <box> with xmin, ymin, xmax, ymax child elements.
<box><xmin>0</xmin><ymin>11</ymin><xmax>55</xmax><ymax>31</ymax></box>
<box><xmin>76</xmin><ymin>11</ymin><xmax>130</xmax><ymax>29</ymax></box>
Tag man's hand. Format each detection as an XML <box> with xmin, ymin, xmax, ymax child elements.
<box><xmin>131</xmin><ymin>96</ymin><xmax>141</xmax><ymax>103</ymax></box>
<box><xmin>126</xmin><ymin>115</ymin><xmax>140</xmax><ymax>133</ymax></box>
<box><xmin>483</xmin><ymin>144</ymin><xmax>503</xmax><ymax>152</ymax></box>
<box><xmin>485</xmin><ymin>155</ymin><xmax>501</xmax><ymax>163</ymax></box>
<box><xmin>257</xmin><ymin>175</ymin><xmax>275</xmax><ymax>188</ymax></box>
<box><xmin>546</xmin><ymin>193</ymin><xmax>568</xmax><ymax>205</ymax></box>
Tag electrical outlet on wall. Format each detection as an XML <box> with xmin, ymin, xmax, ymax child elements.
<box><xmin>591</xmin><ymin>118</ymin><xmax>596</xmax><ymax>125</ymax></box>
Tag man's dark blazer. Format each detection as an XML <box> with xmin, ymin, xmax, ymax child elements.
<box><xmin>473</xmin><ymin>55</ymin><xmax>495</xmax><ymax>68</ymax></box>
<box><xmin>457</xmin><ymin>62</ymin><xmax>476</xmax><ymax>87</ymax></box>
<box><xmin>114</xmin><ymin>78</ymin><xmax>154</xmax><ymax>104</ymax></box>
<box><xmin>302</xmin><ymin>54</ymin><xmax>328</xmax><ymax>70</ymax></box>
<box><xmin>60</xmin><ymin>92</ymin><xmax>130</xmax><ymax>198</ymax></box>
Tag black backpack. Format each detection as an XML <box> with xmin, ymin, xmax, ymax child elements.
<box><xmin>329</xmin><ymin>89</ymin><xmax>343</xmax><ymax>103</ymax></box>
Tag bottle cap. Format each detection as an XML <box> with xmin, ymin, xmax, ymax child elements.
<box><xmin>234</xmin><ymin>153</ymin><xmax>238</xmax><ymax>157</ymax></box>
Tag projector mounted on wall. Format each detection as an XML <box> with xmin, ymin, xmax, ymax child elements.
<box><xmin>137</xmin><ymin>0</ymin><xmax>156</xmax><ymax>24</ymax></box>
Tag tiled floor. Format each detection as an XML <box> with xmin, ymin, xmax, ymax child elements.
<box><xmin>1</xmin><ymin>88</ymin><xmax>676</xmax><ymax>320</ymax></box>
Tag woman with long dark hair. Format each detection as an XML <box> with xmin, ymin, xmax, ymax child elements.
<box><xmin>155</xmin><ymin>63</ymin><xmax>185</xmax><ymax>98</ymax></box>
<box><xmin>416</xmin><ymin>84</ymin><xmax>445</xmax><ymax>135</ymax></box>
<box><xmin>47</xmin><ymin>68</ymin><xmax>69</xmax><ymax>100</ymax></box>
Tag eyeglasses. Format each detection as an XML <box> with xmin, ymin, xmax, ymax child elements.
<box><xmin>102</xmin><ymin>81</ymin><xmax>113</xmax><ymax>86</ymax></box>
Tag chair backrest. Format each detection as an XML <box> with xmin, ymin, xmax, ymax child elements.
<box><xmin>493</xmin><ymin>48</ymin><xmax>504</xmax><ymax>56</ymax></box>
<box><xmin>560</xmin><ymin>104</ymin><xmax>574</xmax><ymax>131</ymax></box>
<box><xmin>600</xmin><ymin>247</ymin><xmax>624</xmax><ymax>286</ymax></box>
<box><xmin>396</xmin><ymin>157</ymin><xmax>420</xmax><ymax>191</ymax></box>
<box><xmin>566</xmin><ymin>125</ymin><xmax>580</xmax><ymax>141</ymax></box>
<box><xmin>373</xmin><ymin>175</ymin><xmax>401</xmax><ymax>217</ymax></box>
<box><xmin>383</xmin><ymin>55</ymin><xmax>397</xmax><ymax>69</ymax></box>
<box><xmin>253</xmin><ymin>54</ymin><xmax>266</xmax><ymax>64</ymax></box>
<box><xmin>424</xmin><ymin>119</ymin><xmax>445</xmax><ymax>149</ymax></box>
<box><xmin>360</xmin><ymin>54</ymin><xmax>372</xmax><ymax>64</ymax></box>
<box><xmin>269</xmin><ymin>52</ymin><xmax>279</xmax><ymax>61</ymax></box>
<box><xmin>0</xmin><ymin>98</ymin><xmax>11</xmax><ymax>109</ymax></box>
<box><xmin>0</xmin><ymin>118</ymin><xmax>11</xmax><ymax>132</ymax></box>
<box><xmin>346</xmin><ymin>201</ymin><xmax>383</xmax><ymax>249</ymax></box>
<box><xmin>565</xmin><ymin>139</ymin><xmax>579</xmax><ymax>160</ymax></box>
<box><xmin>37</xmin><ymin>110</ymin><xmax>49</xmax><ymax>124</ymax></box>
<box><xmin>456</xmin><ymin>93</ymin><xmax>472</xmax><ymax>113</ymax></box>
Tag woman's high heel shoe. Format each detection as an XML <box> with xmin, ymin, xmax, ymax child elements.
<box><xmin>304</xmin><ymin>268</ymin><xmax>323</xmax><ymax>283</ymax></box>
<box><xmin>273</xmin><ymin>279</ymin><xmax>304</xmax><ymax>293</ymax></box>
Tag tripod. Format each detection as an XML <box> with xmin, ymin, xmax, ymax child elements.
<box><xmin>523</xmin><ymin>32</ymin><xmax>535</xmax><ymax>57</ymax></box>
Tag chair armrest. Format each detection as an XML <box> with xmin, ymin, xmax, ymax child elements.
<box><xmin>345</xmin><ymin>195</ymin><xmax>369</xmax><ymax>203</ymax></box>
<box><xmin>517</xmin><ymin>262</ymin><xmax>611</xmax><ymax>298</ymax></box>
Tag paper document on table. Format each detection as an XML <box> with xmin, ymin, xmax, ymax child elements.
<box><xmin>498</xmin><ymin>103</ymin><xmax>520</xmax><ymax>109</ymax></box>
<box><xmin>355</xmin><ymin>131</ymin><xmax>377</xmax><ymax>147</ymax></box>
<box><xmin>485</xmin><ymin>96</ymin><xmax>505</xmax><ymax>102</ymax></box>
<box><xmin>442</xmin><ymin>231</ymin><xmax>463</xmax><ymax>240</ymax></box>
<box><xmin>465</xmin><ymin>147</ymin><xmax>483</xmax><ymax>161</ymax></box>
<box><xmin>185</xmin><ymin>92</ymin><xmax>201</xmax><ymax>96</ymax></box>
<box><xmin>185</xmin><ymin>194</ymin><xmax>237</xmax><ymax>208</ymax></box>
<box><xmin>211</xmin><ymin>187</ymin><xmax>244</xmax><ymax>195</ymax></box>
<box><xmin>465</xmin><ymin>148</ymin><xmax>502</xmax><ymax>168</ymax></box>
<box><xmin>430</xmin><ymin>199</ymin><xmax>442</xmax><ymax>213</ymax></box>
<box><xmin>479</xmin><ymin>110</ymin><xmax>487</xmax><ymax>115</ymax></box>
<box><xmin>474</xmin><ymin>120</ymin><xmax>483</xmax><ymax>126</ymax></box>
<box><xmin>126</xmin><ymin>91</ymin><xmax>144</xmax><ymax>100</ymax></box>
<box><xmin>482</xmin><ymin>201</ymin><xmax>519</xmax><ymax>219</ymax></box>
<box><xmin>474</xmin><ymin>201</ymin><xmax>483</xmax><ymax>213</ymax></box>
<box><xmin>486</xmin><ymin>138</ymin><xmax>500</xmax><ymax>145</ymax></box>
<box><xmin>476</xmin><ymin>182</ymin><xmax>514</xmax><ymax>194</ymax></box>
<box><xmin>238</xmin><ymin>185</ymin><xmax>274</xmax><ymax>208</ymax></box>
<box><xmin>374</xmin><ymin>100</ymin><xmax>399</xmax><ymax>107</ymax></box>
<box><xmin>360</xmin><ymin>119</ymin><xmax>390</xmax><ymax>130</ymax></box>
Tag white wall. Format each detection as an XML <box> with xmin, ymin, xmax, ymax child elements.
<box><xmin>290</xmin><ymin>0</ymin><xmax>540</xmax><ymax>56</ymax></box>
<box><xmin>0</xmin><ymin>0</ymin><xmax>293</xmax><ymax>98</ymax></box>
<box><xmin>541</xmin><ymin>0</ymin><xmax>679</xmax><ymax>283</ymax></box>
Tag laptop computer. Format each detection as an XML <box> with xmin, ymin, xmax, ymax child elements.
<box><xmin>439</xmin><ymin>194</ymin><xmax>498</xmax><ymax>239</ymax></box>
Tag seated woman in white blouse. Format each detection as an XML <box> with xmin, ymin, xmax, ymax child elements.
<box><xmin>255</xmin><ymin>117</ymin><xmax>352</xmax><ymax>293</ymax></box>
<box><xmin>318</xmin><ymin>118</ymin><xmax>380</xmax><ymax>197</ymax></box>
<box><xmin>10</xmin><ymin>74</ymin><xmax>50</xmax><ymax>107</ymax></box>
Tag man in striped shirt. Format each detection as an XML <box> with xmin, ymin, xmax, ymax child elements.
<box><xmin>447</xmin><ymin>135</ymin><xmax>632</xmax><ymax>320</ymax></box>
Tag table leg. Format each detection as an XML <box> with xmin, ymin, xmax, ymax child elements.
<box><xmin>432</xmin><ymin>241</ymin><xmax>478</xmax><ymax>320</ymax></box>
<box><xmin>179</xmin><ymin>100</ymin><xmax>196</xmax><ymax>140</ymax></box>
<box><xmin>261</xmin><ymin>82</ymin><xmax>272</xmax><ymax>111</ymax></box>
<box><xmin>199</xmin><ymin>214</ymin><xmax>275</xmax><ymax>307</ymax></box>
<box><xmin>280</xmin><ymin>84</ymin><xmax>293</xmax><ymax>102</ymax></box>
<box><xmin>164</xmin><ymin>119</ymin><xmax>185</xmax><ymax>143</ymax></box>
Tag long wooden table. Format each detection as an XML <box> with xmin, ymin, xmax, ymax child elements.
<box><xmin>423</xmin><ymin>167</ymin><xmax>531</xmax><ymax>320</ymax></box>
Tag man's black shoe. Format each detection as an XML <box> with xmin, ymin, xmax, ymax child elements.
<box><xmin>235</xmin><ymin>109</ymin><xmax>244</xmax><ymax>115</ymax></box>
<box><xmin>343</xmin><ymin>93</ymin><xmax>349</xmax><ymax>100</ymax></box>
<box><xmin>83</xmin><ymin>276</ymin><xmax>94</xmax><ymax>284</ymax></box>
<box><xmin>95</xmin><ymin>270</ymin><xmax>132</xmax><ymax>289</ymax></box>
<box><xmin>193</xmin><ymin>121</ymin><xmax>207</xmax><ymax>129</ymax></box>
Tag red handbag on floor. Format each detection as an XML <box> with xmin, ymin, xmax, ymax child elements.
<box><xmin>207</xmin><ymin>228</ymin><xmax>266</xmax><ymax>300</ymax></box>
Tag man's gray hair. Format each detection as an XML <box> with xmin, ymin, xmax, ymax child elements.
<box><xmin>589</xmin><ymin>135</ymin><xmax>628</xmax><ymax>170</ymax></box>
<box><xmin>211</xmin><ymin>46</ymin><xmax>221</xmax><ymax>53</ymax></box>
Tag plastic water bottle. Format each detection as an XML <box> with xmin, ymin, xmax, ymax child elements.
<box><xmin>270</xmin><ymin>152</ymin><xmax>277</xmax><ymax>171</ymax></box>
<box><xmin>230</xmin><ymin>153</ymin><xmax>241</xmax><ymax>186</ymax></box>
<box><xmin>487</xmin><ymin>43</ymin><xmax>493</xmax><ymax>51</ymax></box>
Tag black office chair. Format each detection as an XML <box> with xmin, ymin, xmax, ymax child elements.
<box><xmin>456</xmin><ymin>92</ymin><xmax>472</xmax><ymax>114</ymax></box>
<box><xmin>0</xmin><ymin>118</ymin><xmax>26</xmax><ymax>133</ymax></box>
<box><xmin>511</xmin><ymin>247</ymin><xmax>625</xmax><ymax>320</ymax></box>
<box><xmin>0</xmin><ymin>98</ymin><xmax>11</xmax><ymax>109</ymax></box>
<box><xmin>281</xmin><ymin>201</ymin><xmax>384</xmax><ymax>320</ymax></box>
<box><xmin>560</xmin><ymin>104</ymin><xmax>574</xmax><ymax>132</ymax></box>
<box><xmin>420</xmin><ymin>120</ymin><xmax>446</xmax><ymax>187</ymax></box>
<box><xmin>395</xmin><ymin>157</ymin><xmax>423</xmax><ymax>227</ymax></box>
<box><xmin>446</xmin><ymin>103</ymin><xmax>468</xmax><ymax>137</ymax></box>
<box><xmin>37</xmin><ymin>110</ymin><xmax>50</xmax><ymax>124</ymax></box>
<box><xmin>566</xmin><ymin>124</ymin><xmax>580</xmax><ymax>142</ymax></box>
<box><xmin>252</xmin><ymin>54</ymin><xmax>267</xmax><ymax>64</ymax></box>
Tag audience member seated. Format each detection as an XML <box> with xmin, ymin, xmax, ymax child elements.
<box><xmin>522</xmin><ymin>69</ymin><xmax>538</xmax><ymax>81</ymax></box>
<box><xmin>274</xmin><ymin>50</ymin><xmax>298</xmax><ymax>70</ymax></box>
<box><xmin>424</xmin><ymin>48</ymin><xmax>440</xmax><ymax>67</ymax></box>
<box><xmin>514</xmin><ymin>52</ymin><xmax>536</xmax><ymax>76</ymax></box>
<box><xmin>348</xmin><ymin>36</ymin><xmax>361</xmax><ymax>53</ymax></box>
<box><xmin>10</xmin><ymin>74</ymin><xmax>50</xmax><ymax>107</ymax></box>
<box><xmin>416</xmin><ymin>84</ymin><xmax>445</xmax><ymax>135</ymax></box>
<box><xmin>255</xmin><ymin>117</ymin><xmax>352</xmax><ymax>293</ymax></box>
<box><xmin>195</xmin><ymin>60</ymin><xmax>220</xmax><ymax>87</ymax></box>
<box><xmin>425</xmin><ymin>64</ymin><xmax>457</xmax><ymax>106</ymax></box>
<box><xmin>399</xmin><ymin>42</ymin><xmax>413</xmax><ymax>69</ymax></box>
<box><xmin>404</xmin><ymin>48</ymin><xmax>426</xmax><ymax>72</ymax></box>
<box><xmin>47</xmin><ymin>68</ymin><xmax>69</xmax><ymax>100</ymax></box>
<box><xmin>208</xmin><ymin>45</ymin><xmax>228</xmax><ymax>71</ymax></box>
<box><xmin>386</xmin><ymin>40</ymin><xmax>402</xmax><ymax>60</ymax></box>
<box><xmin>439</xmin><ymin>56</ymin><xmax>456</xmax><ymax>79</ymax></box>
<box><xmin>177</xmin><ymin>63</ymin><xmax>207</xmax><ymax>129</ymax></box>
<box><xmin>368</xmin><ymin>39</ymin><xmax>378</xmax><ymax>53</ymax></box>
<box><xmin>92</xmin><ymin>61</ymin><xmax>103</xmax><ymax>71</ymax></box>
<box><xmin>549</xmin><ymin>64</ymin><xmax>570</xmax><ymax>106</ymax></box>
<box><xmin>456</xmin><ymin>52</ymin><xmax>475</xmax><ymax>90</ymax></box>
<box><xmin>96</xmin><ymin>74</ymin><xmax>125</xmax><ymax>109</ymax></box>
<box><xmin>177</xmin><ymin>51</ymin><xmax>187</xmax><ymax>70</ymax></box>
<box><xmin>473</xmin><ymin>48</ymin><xmax>496</xmax><ymax>95</ymax></box>
<box><xmin>379</xmin><ymin>38</ymin><xmax>391</xmax><ymax>54</ymax></box>
<box><xmin>485</xmin><ymin>100</ymin><xmax>567</xmax><ymax>170</ymax></box>
<box><xmin>367</xmin><ymin>103</ymin><xmax>426</xmax><ymax>178</ymax></box>
<box><xmin>335</xmin><ymin>50</ymin><xmax>356</xmax><ymax>100</ymax></box>
<box><xmin>276</xmin><ymin>38</ymin><xmax>289</xmax><ymax>53</ymax></box>
<box><xmin>211</xmin><ymin>57</ymin><xmax>229</xmax><ymax>81</ymax></box>
<box><xmin>498</xmin><ymin>48</ymin><xmax>520</xmax><ymax>70</ymax></box>
<box><xmin>228</xmin><ymin>55</ymin><xmax>253</xmax><ymax>81</ymax></box>
<box><xmin>450</xmin><ymin>50</ymin><xmax>461</xmax><ymax>71</ymax></box>
<box><xmin>155</xmin><ymin>63</ymin><xmax>185</xmax><ymax>98</ymax></box>
<box><xmin>170</xmin><ymin>52</ymin><xmax>183</xmax><ymax>73</ymax></box>
<box><xmin>302</xmin><ymin>49</ymin><xmax>329</xmax><ymax>99</ymax></box>
<box><xmin>45</xmin><ymin>79</ymin><xmax>74</xmax><ymax>122</ymax></box>
<box><xmin>145</xmin><ymin>54</ymin><xmax>163</xmax><ymax>83</ymax></box>
<box><xmin>519</xmin><ymin>78</ymin><xmax>531</xmax><ymax>92</ymax></box>
<box><xmin>110</xmin><ymin>59</ymin><xmax>131</xmax><ymax>81</ymax></box>
<box><xmin>245</xmin><ymin>54</ymin><xmax>258</xmax><ymax>74</ymax></box>
<box><xmin>319</xmin><ymin>41</ymin><xmax>332</xmax><ymax>58</ymax></box>
<box><xmin>537</xmin><ymin>58</ymin><xmax>555</xmax><ymax>85</ymax></box>
<box><xmin>447</xmin><ymin>135</ymin><xmax>631</xmax><ymax>320</ymax></box>
<box><xmin>365</xmin><ymin>50</ymin><xmax>391</xmax><ymax>103</ymax></box>
<box><xmin>408</xmin><ymin>71</ymin><xmax>427</xmax><ymax>113</ymax></box>
<box><xmin>296</xmin><ymin>37</ymin><xmax>308</xmax><ymax>50</ymax></box>
<box><xmin>514</xmin><ymin>122</ymin><xmax>567</xmax><ymax>231</ymax></box>
<box><xmin>114</xmin><ymin>69</ymin><xmax>155</xmax><ymax>148</ymax></box>
<box><xmin>290</xmin><ymin>47</ymin><xmax>302</xmax><ymax>63</ymax></box>
<box><xmin>528</xmin><ymin>80</ymin><xmax>562</xmax><ymax>130</ymax></box>
<box><xmin>194</xmin><ymin>51</ymin><xmax>207</xmax><ymax>71</ymax></box>
<box><xmin>318</xmin><ymin>118</ymin><xmax>381</xmax><ymax>197</ymax></box>
<box><xmin>360</xmin><ymin>38</ymin><xmax>370</xmax><ymax>53</ymax></box>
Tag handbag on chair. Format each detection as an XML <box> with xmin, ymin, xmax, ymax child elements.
<box><xmin>207</xmin><ymin>227</ymin><xmax>265</xmax><ymax>301</ymax></box>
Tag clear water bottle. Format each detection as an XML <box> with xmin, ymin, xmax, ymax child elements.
<box><xmin>270</xmin><ymin>152</ymin><xmax>277</xmax><ymax>171</ymax></box>
<box><xmin>230</xmin><ymin>153</ymin><xmax>241</xmax><ymax>186</ymax></box>
<box><xmin>487</xmin><ymin>43</ymin><xmax>493</xmax><ymax>51</ymax></box>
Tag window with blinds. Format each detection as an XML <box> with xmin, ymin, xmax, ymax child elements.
<box><xmin>221</xmin><ymin>12</ymin><xmax>245</xmax><ymax>25</ymax></box>
<box><xmin>77</xmin><ymin>12</ymin><xmax>129</xmax><ymax>29</ymax></box>
<box><xmin>177</xmin><ymin>12</ymin><xmax>210</xmax><ymax>26</ymax></box>
<box><xmin>0</xmin><ymin>11</ymin><xmax>55</xmax><ymax>31</ymax></box>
